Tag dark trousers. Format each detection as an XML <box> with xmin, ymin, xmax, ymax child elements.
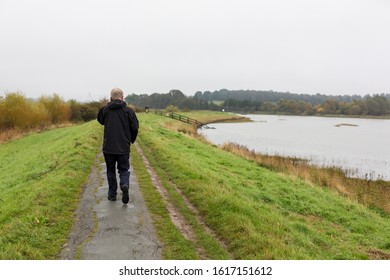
<box><xmin>103</xmin><ymin>153</ymin><xmax>130</xmax><ymax>198</ymax></box>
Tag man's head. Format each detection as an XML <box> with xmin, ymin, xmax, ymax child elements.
<box><xmin>110</xmin><ymin>88</ymin><xmax>124</xmax><ymax>101</ymax></box>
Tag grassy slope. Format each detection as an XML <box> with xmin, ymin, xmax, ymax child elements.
<box><xmin>0</xmin><ymin>121</ymin><xmax>102</xmax><ymax>259</ymax></box>
<box><xmin>133</xmin><ymin>112</ymin><xmax>390</xmax><ymax>259</ymax></box>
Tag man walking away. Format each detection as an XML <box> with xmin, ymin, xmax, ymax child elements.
<box><xmin>97</xmin><ymin>88</ymin><xmax>139</xmax><ymax>204</ymax></box>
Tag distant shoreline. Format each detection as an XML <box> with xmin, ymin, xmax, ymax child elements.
<box><xmin>230</xmin><ymin>111</ymin><xmax>390</xmax><ymax>120</ymax></box>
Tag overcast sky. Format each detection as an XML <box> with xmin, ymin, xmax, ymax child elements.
<box><xmin>1</xmin><ymin>0</ymin><xmax>389</xmax><ymax>101</ymax></box>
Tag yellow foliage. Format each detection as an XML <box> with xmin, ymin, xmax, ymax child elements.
<box><xmin>0</xmin><ymin>92</ymin><xmax>71</xmax><ymax>132</ymax></box>
<box><xmin>30</xmin><ymin>102</ymin><xmax>51</xmax><ymax>128</ymax></box>
<box><xmin>39</xmin><ymin>94</ymin><xmax>71</xmax><ymax>124</ymax></box>
<box><xmin>1</xmin><ymin>93</ymin><xmax>31</xmax><ymax>129</ymax></box>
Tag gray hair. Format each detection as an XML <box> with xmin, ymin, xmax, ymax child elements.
<box><xmin>110</xmin><ymin>88</ymin><xmax>124</xmax><ymax>100</ymax></box>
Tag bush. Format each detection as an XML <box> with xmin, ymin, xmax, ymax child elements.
<box><xmin>0</xmin><ymin>93</ymin><xmax>32</xmax><ymax>130</ymax></box>
<box><xmin>69</xmin><ymin>99</ymin><xmax>83</xmax><ymax>122</ymax></box>
<box><xmin>165</xmin><ymin>105</ymin><xmax>179</xmax><ymax>112</ymax></box>
<box><xmin>0</xmin><ymin>96</ymin><xmax>5</xmax><ymax>129</ymax></box>
<box><xmin>29</xmin><ymin>101</ymin><xmax>51</xmax><ymax>128</ymax></box>
<box><xmin>0</xmin><ymin>92</ymin><xmax>108</xmax><ymax>139</ymax></box>
<box><xmin>80</xmin><ymin>101</ymin><xmax>103</xmax><ymax>122</ymax></box>
<box><xmin>39</xmin><ymin>94</ymin><xmax>71</xmax><ymax>124</ymax></box>
<box><xmin>0</xmin><ymin>92</ymin><xmax>73</xmax><ymax>133</ymax></box>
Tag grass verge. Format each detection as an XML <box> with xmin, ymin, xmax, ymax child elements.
<box><xmin>133</xmin><ymin>111</ymin><xmax>390</xmax><ymax>259</ymax></box>
<box><xmin>221</xmin><ymin>143</ymin><xmax>390</xmax><ymax>214</ymax></box>
<box><xmin>0</xmin><ymin>121</ymin><xmax>102</xmax><ymax>259</ymax></box>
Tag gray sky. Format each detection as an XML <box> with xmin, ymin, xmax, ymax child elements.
<box><xmin>1</xmin><ymin>0</ymin><xmax>389</xmax><ymax>102</ymax></box>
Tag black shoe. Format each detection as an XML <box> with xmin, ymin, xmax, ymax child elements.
<box><xmin>107</xmin><ymin>195</ymin><xmax>117</xmax><ymax>201</ymax></box>
<box><xmin>121</xmin><ymin>185</ymin><xmax>129</xmax><ymax>204</ymax></box>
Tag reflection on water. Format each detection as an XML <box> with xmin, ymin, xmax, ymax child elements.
<box><xmin>200</xmin><ymin>114</ymin><xmax>390</xmax><ymax>181</ymax></box>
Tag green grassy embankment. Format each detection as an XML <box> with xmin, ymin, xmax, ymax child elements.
<box><xmin>0</xmin><ymin>121</ymin><xmax>102</xmax><ymax>259</ymax></box>
<box><xmin>132</xmin><ymin>111</ymin><xmax>390</xmax><ymax>259</ymax></box>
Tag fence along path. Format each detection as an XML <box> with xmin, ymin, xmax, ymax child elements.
<box><xmin>154</xmin><ymin>110</ymin><xmax>213</xmax><ymax>129</ymax></box>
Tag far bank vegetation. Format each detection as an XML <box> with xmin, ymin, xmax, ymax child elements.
<box><xmin>125</xmin><ymin>89</ymin><xmax>390</xmax><ymax>117</ymax></box>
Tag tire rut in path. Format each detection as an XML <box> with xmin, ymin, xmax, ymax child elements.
<box><xmin>134</xmin><ymin>143</ymin><xmax>195</xmax><ymax>242</ymax></box>
<box><xmin>135</xmin><ymin>142</ymin><xmax>231</xmax><ymax>259</ymax></box>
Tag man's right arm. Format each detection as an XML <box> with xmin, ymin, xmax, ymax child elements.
<box><xmin>97</xmin><ymin>107</ymin><xmax>106</xmax><ymax>125</ymax></box>
<box><xmin>128</xmin><ymin>109</ymin><xmax>139</xmax><ymax>143</ymax></box>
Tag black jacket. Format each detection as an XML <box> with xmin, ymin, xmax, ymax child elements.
<box><xmin>97</xmin><ymin>100</ymin><xmax>139</xmax><ymax>154</ymax></box>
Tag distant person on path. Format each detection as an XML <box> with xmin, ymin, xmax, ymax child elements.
<box><xmin>97</xmin><ymin>88</ymin><xmax>139</xmax><ymax>204</ymax></box>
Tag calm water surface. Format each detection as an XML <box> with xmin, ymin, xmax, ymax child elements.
<box><xmin>200</xmin><ymin>114</ymin><xmax>390</xmax><ymax>180</ymax></box>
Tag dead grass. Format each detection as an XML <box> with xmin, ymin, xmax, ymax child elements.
<box><xmin>0</xmin><ymin>122</ymin><xmax>73</xmax><ymax>144</ymax></box>
<box><xmin>222</xmin><ymin>142</ymin><xmax>390</xmax><ymax>214</ymax></box>
<box><xmin>367</xmin><ymin>249</ymin><xmax>390</xmax><ymax>260</ymax></box>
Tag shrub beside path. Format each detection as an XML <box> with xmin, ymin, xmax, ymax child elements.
<box><xmin>59</xmin><ymin>152</ymin><xmax>162</xmax><ymax>260</ymax></box>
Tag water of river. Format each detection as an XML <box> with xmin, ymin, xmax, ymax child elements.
<box><xmin>199</xmin><ymin>114</ymin><xmax>390</xmax><ymax>181</ymax></box>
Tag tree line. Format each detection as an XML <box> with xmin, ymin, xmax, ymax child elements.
<box><xmin>194</xmin><ymin>89</ymin><xmax>369</xmax><ymax>105</ymax></box>
<box><xmin>223</xmin><ymin>95</ymin><xmax>390</xmax><ymax>116</ymax></box>
<box><xmin>125</xmin><ymin>89</ymin><xmax>221</xmax><ymax>111</ymax></box>
<box><xmin>0</xmin><ymin>92</ymin><xmax>105</xmax><ymax>132</ymax></box>
<box><xmin>126</xmin><ymin>89</ymin><xmax>390</xmax><ymax>116</ymax></box>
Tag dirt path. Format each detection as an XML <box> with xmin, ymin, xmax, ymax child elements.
<box><xmin>59</xmin><ymin>152</ymin><xmax>162</xmax><ymax>260</ymax></box>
